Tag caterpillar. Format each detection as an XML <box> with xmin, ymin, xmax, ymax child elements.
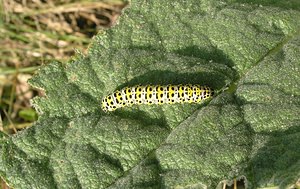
<box><xmin>101</xmin><ymin>84</ymin><xmax>213</xmax><ymax>112</ymax></box>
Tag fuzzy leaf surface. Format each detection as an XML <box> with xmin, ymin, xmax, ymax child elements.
<box><xmin>1</xmin><ymin>0</ymin><xmax>300</xmax><ymax>188</ymax></box>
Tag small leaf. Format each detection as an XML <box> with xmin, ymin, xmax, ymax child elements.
<box><xmin>18</xmin><ymin>108</ymin><xmax>38</xmax><ymax>122</ymax></box>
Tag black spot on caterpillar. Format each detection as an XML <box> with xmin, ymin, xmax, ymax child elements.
<box><xmin>101</xmin><ymin>84</ymin><xmax>214</xmax><ymax>112</ymax></box>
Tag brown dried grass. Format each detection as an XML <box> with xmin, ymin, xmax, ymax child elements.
<box><xmin>1</xmin><ymin>0</ymin><xmax>127</xmax><ymax>66</ymax></box>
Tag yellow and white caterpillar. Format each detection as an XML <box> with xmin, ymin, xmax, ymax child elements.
<box><xmin>101</xmin><ymin>84</ymin><xmax>213</xmax><ymax>112</ymax></box>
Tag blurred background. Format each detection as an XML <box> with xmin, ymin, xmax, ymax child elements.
<box><xmin>0</xmin><ymin>0</ymin><xmax>127</xmax><ymax>135</ymax></box>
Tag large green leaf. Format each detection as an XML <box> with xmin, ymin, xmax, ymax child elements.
<box><xmin>1</xmin><ymin>0</ymin><xmax>300</xmax><ymax>188</ymax></box>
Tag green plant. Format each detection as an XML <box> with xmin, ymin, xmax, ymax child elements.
<box><xmin>1</xmin><ymin>0</ymin><xmax>300</xmax><ymax>188</ymax></box>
